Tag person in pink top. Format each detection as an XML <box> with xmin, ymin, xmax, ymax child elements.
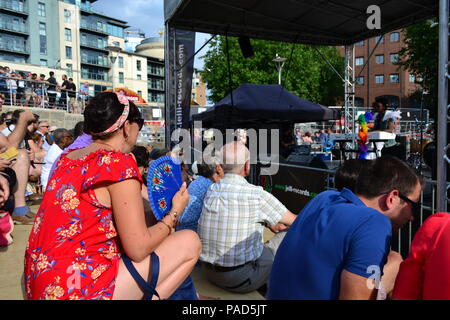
<box><xmin>393</xmin><ymin>212</ymin><xmax>450</xmax><ymax>300</ymax></box>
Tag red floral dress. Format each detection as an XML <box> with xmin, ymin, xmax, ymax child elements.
<box><xmin>24</xmin><ymin>149</ymin><xmax>142</xmax><ymax>300</ymax></box>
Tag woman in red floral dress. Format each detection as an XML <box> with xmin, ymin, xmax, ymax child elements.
<box><xmin>24</xmin><ymin>93</ymin><xmax>200</xmax><ymax>300</ymax></box>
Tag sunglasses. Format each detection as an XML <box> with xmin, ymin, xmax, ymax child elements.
<box><xmin>398</xmin><ymin>192</ymin><xmax>422</xmax><ymax>215</ymax></box>
<box><xmin>40</xmin><ymin>125</ymin><xmax>50</xmax><ymax>128</ymax></box>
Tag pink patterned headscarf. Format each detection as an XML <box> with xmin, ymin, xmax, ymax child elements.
<box><xmin>91</xmin><ymin>92</ymin><xmax>130</xmax><ymax>136</ymax></box>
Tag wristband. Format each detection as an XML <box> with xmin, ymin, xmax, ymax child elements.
<box><xmin>158</xmin><ymin>220</ymin><xmax>172</xmax><ymax>236</ymax></box>
<box><xmin>164</xmin><ymin>210</ymin><xmax>179</xmax><ymax>226</ymax></box>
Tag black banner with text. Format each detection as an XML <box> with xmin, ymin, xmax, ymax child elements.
<box><xmin>166</xmin><ymin>27</ymin><xmax>196</xmax><ymax>147</ymax></box>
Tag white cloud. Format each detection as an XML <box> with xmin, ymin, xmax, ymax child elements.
<box><xmin>93</xmin><ymin>0</ymin><xmax>210</xmax><ymax>68</ymax></box>
<box><xmin>93</xmin><ymin>0</ymin><xmax>164</xmax><ymax>36</ymax></box>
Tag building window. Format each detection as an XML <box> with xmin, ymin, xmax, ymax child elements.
<box><xmin>38</xmin><ymin>2</ymin><xmax>46</xmax><ymax>17</ymax></box>
<box><xmin>390</xmin><ymin>73</ymin><xmax>400</xmax><ymax>83</ymax></box>
<box><xmin>67</xmin><ymin>63</ymin><xmax>73</xmax><ymax>77</ymax></box>
<box><xmin>355</xmin><ymin>41</ymin><xmax>364</xmax><ymax>46</ymax></box>
<box><xmin>150</xmin><ymin>78</ymin><xmax>164</xmax><ymax>90</ymax></box>
<box><xmin>390</xmin><ymin>32</ymin><xmax>400</xmax><ymax>42</ymax></box>
<box><xmin>39</xmin><ymin>22</ymin><xmax>46</xmax><ymax>36</ymax></box>
<box><xmin>65</xmin><ymin>28</ymin><xmax>72</xmax><ymax>42</ymax></box>
<box><xmin>390</xmin><ymin>53</ymin><xmax>399</xmax><ymax>64</ymax></box>
<box><xmin>107</xmin><ymin>24</ymin><xmax>124</xmax><ymax>38</ymax></box>
<box><xmin>97</xmin><ymin>21</ymin><xmax>106</xmax><ymax>33</ymax></box>
<box><xmin>375</xmin><ymin>75</ymin><xmax>384</xmax><ymax>84</ymax></box>
<box><xmin>356</xmin><ymin>76</ymin><xmax>364</xmax><ymax>85</ymax></box>
<box><xmin>113</xmin><ymin>41</ymin><xmax>120</xmax><ymax>47</ymax></box>
<box><xmin>64</xmin><ymin>9</ymin><xmax>71</xmax><ymax>23</ymax></box>
<box><xmin>148</xmin><ymin>64</ymin><xmax>164</xmax><ymax>76</ymax></box>
<box><xmin>66</xmin><ymin>46</ymin><xmax>72</xmax><ymax>59</ymax></box>
<box><xmin>82</xmin><ymin>66</ymin><xmax>108</xmax><ymax>81</ymax></box>
<box><xmin>375</xmin><ymin>35</ymin><xmax>384</xmax><ymax>44</ymax></box>
<box><xmin>119</xmin><ymin>72</ymin><xmax>124</xmax><ymax>83</ymax></box>
<box><xmin>40</xmin><ymin>59</ymin><xmax>48</xmax><ymax>66</ymax></box>
<box><xmin>81</xmin><ymin>49</ymin><xmax>109</xmax><ymax>67</ymax></box>
<box><xmin>137</xmin><ymin>90</ymin><xmax>142</xmax><ymax>97</ymax></box>
<box><xmin>118</xmin><ymin>56</ymin><xmax>124</xmax><ymax>68</ymax></box>
<box><xmin>409</xmin><ymin>74</ymin><xmax>416</xmax><ymax>83</ymax></box>
<box><xmin>97</xmin><ymin>38</ymin><xmax>104</xmax><ymax>49</ymax></box>
<box><xmin>355</xmin><ymin>57</ymin><xmax>364</xmax><ymax>66</ymax></box>
<box><xmin>137</xmin><ymin>74</ymin><xmax>142</xmax><ymax>80</ymax></box>
<box><xmin>39</xmin><ymin>23</ymin><xmax>47</xmax><ymax>54</ymax></box>
<box><xmin>375</xmin><ymin>55</ymin><xmax>384</xmax><ymax>64</ymax></box>
<box><xmin>137</xmin><ymin>60</ymin><xmax>142</xmax><ymax>71</ymax></box>
<box><xmin>150</xmin><ymin>92</ymin><xmax>164</xmax><ymax>103</ymax></box>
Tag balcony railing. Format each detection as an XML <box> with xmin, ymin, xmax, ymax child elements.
<box><xmin>0</xmin><ymin>21</ymin><xmax>28</xmax><ymax>34</ymax></box>
<box><xmin>148</xmin><ymin>83</ymin><xmax>165</xmax><ymax>91</ymax></box>
<box><xmin>80</xmin><ymin>21</ymin><xmax>108</xmax><ymax>35</ymax></box>
<box><xmin>80</xmin><ymin>40</ymin><xmax>107</xmax><ymax>51</ymax></box>
<box><xmin>147</xmin><ymin>68</ymin><xmax>164</xmax><ymax>77</ymax></box>
<box><xmin>0</xmin><ymin>0</ymin><xmax>28</xmax><ymax>14</ymax></box>
<box><xmin>81</xmin><ymin>57</ymin><xmax>110</xmax><ymax>68</ymax></box>
<box><xmin>79</xmin><ymin>2</ymin><xmax>93</xmax><ymax>12</ymax></box>
<box><xmin>81</xmin><ymin>72</ymin><xmax>110</xmax><ymax>82</ymax></box>
<box><xmin>0</xmin><ymin>41</ymin><xmax>28</xmax><ymax>54</ymax></box>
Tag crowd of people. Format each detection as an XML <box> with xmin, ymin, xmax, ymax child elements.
<box><xmin>0</xmin><ymin>66</ymin><xmax>88</xmax><ymax>113</ymax></box>
<box><xmin>0</xmin><ymin>107</ymin><xmax>79</xmax><ymax>225</ymax></box>
<box><xmin>0</xmin><ymin>90</ymin><xmax>448</xmax><ymax>300</ymax></box>
<box><xmin>295</xmin><ymin>128</ymin><xmax>334</xmax><ymax>147</ymax></box>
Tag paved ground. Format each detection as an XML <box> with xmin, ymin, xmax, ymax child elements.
<box><xmin>0</xmin><ymin>205</ymin><xmax>265</xmax><ymax>300</ymax></box>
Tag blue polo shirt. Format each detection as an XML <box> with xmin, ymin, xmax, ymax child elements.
<box><xmin>267</xmin><ymin>188</ymin><xmax>392</xmax><ymax>300</ymax></box>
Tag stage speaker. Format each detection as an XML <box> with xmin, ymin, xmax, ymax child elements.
<box><xmin>238</xmin><ymin>36</ymin><xmax>254</xmax><ymax>58</ymax></box>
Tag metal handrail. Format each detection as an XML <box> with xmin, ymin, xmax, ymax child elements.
<box><xmin>0</xmin><ymin>0</ymin><xmax>28</xmax><ymax>14</ymax></box>
<box><xmin>0</xmin><ymin>41</ymin><xmax>29</xmax><ymax>54</ymax></box>
<box><xmin>80</xmin><ymin>40</ymin><xmax>107</xmax><ymax>51</ymax></box>
<box><xmin>0</xmin><ymin>75</ymin><xmax>86</xmax><ymax>114</ymax></box>
<box><xmin>0</xmin><ymin>21</ymin><xmax>28</xmax><ymax>33</ymax></box>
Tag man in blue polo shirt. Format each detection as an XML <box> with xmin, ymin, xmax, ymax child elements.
<box><xmin>268</xmin><ymin>156</ymin><xmax>423</xmax><ymax>300</ymax></box>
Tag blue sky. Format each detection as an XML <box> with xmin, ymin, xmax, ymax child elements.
<box><xmin>93</xmin><ymin>0</ymin><xmax>210</xmax><ymax>69</ymax></box>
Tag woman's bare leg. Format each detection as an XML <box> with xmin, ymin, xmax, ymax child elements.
<box><xmin>113</xmin><ymin>230</ymin><xmax>201</xmax><ymax>300</ymax></box>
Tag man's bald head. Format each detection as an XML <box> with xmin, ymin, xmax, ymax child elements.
<box><xmin>219</xmin><ymin>141</ymin><xmax>250</xmax><ymax>175</ymax></box>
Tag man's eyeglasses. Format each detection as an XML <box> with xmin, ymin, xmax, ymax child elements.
<box><xmin>381</xmin><ymin>191</ymin><xmax>422</xmax><ymax>215</ymax></box>
<box><xmin>398</xmin><ymin>192</ymin><xmax>422</xmax><ymax>215</ymax></box>
<box><xmin>40</xmin><ymin>125</ymin><xmax>50</xmax><ymax>128</ymax></box>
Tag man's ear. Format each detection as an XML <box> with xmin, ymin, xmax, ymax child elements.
<box><xmin>384</xmin><ymin>189</ymin><xmax>399</xmax><ymax>210</ymax></box>
<box><xmin>244</xmin><ymin>160</ymin><xmax>250</xmax><ymax>174</ymax></box>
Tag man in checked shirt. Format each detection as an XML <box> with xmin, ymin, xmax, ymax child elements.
<box><xmin>198</xmin><ymin>141</ymin><xmax>297</xmax><ymax>294</ymax></box>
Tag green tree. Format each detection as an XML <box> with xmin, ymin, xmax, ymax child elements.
<box><xmin>200</xmin><ymin>36</ymin><xmax>344</xmax><ymax>106</ymax></box>
<box><xmin>397</xmin><ymin>19</ymin><xmax>438</xmax><ymax>116</ymax></box>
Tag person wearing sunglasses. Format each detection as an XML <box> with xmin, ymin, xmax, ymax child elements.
<box><xmin>25</xmin><ymin>92</ymin><xmax>200</xmax><ymax>300</ymax></box>
<box><xmin>268</xmin><ymin>155</ymin><xmax>424</xmax><ymax>300</ymax></box>
<box><xmin>36</xmin><ymin>121</ymin><xmax>53</xmax><ymax>151</ymax></box>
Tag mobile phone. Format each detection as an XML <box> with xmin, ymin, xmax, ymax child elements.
<box><xmin>0</xmin><ymin>147</ymin><xmax>19</xmax><ymax>161</ymax></box>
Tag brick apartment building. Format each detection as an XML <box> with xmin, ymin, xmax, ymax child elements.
<box><xmin>338</xmin><ymin>29</ymin><xmax>421</xmax><ymax>109</ymax></box>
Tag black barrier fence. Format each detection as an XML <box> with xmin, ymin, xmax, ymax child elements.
<box><xmin>256</xmin><ymin>161</ymin><xmax>445</xmax><ymax>259</ymax></box>
<box><xmin>0</xmin><ymin>75</ymin><xmax>88</xmax><ymax>114</ymax></box>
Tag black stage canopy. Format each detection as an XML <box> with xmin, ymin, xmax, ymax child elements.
<box><xmin>164</xmin><ymin>0</ymin><xmax>438</xmax><ymax>46</ymax></box>
<box><xmin>191</xmin><ymin>84</ymin><xmax>339</xmax><ymax>128</ymax></box>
